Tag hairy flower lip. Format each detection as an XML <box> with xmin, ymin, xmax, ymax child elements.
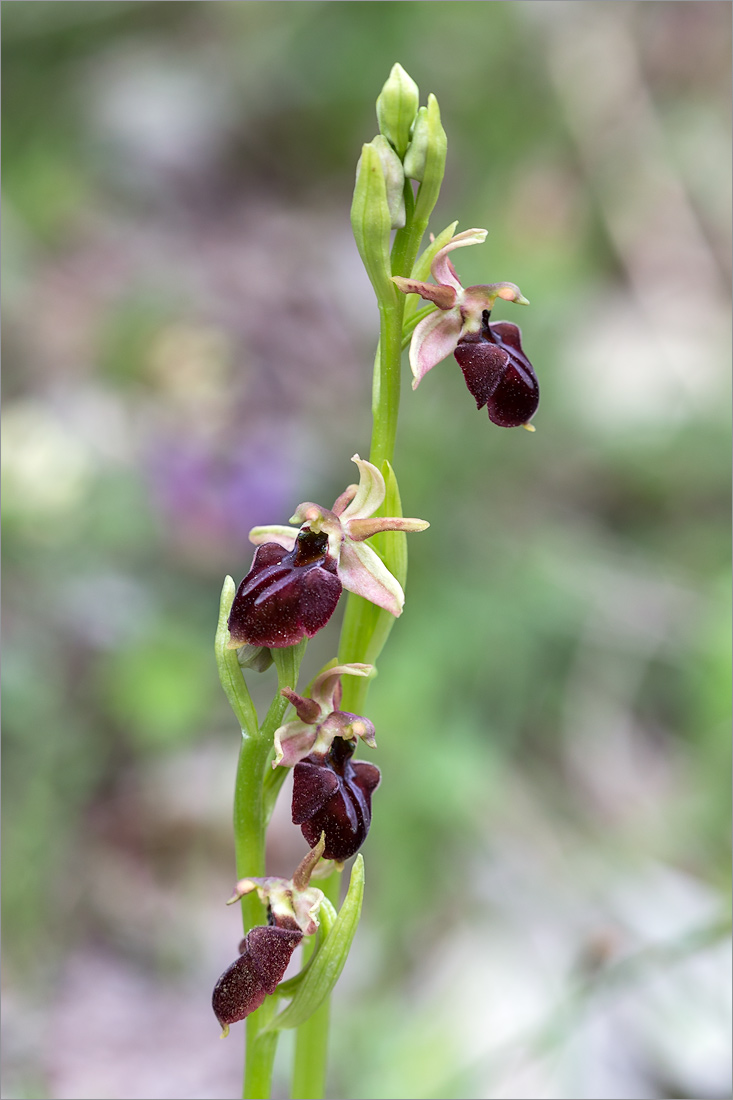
<box><xmin>212</xmin><ymin>925</ymin><xmax>303</xmax><ymax>1032</ymax></box>
<box><xmin>454</xmin><ymin>317</ymin><xmax>539</xmax><ymax>427</ymax></box>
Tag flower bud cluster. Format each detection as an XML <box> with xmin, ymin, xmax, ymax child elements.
<box><xmin>352</xmin><ymin>63</ymin><xmax>447</xmax><ymax>299</ymax></box>
<box><xmin>214</xmin><ymin>60</ymin><xmax>540</xmax><ymax>1045</ymax></box>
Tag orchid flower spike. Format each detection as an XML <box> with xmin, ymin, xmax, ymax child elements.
<box><xmin>249</xmin><ymin>454</ymin><xmax>429</xmax><ymax>620</ymax></box>
<box><xmin>393</xmin><ymin>230</ymin><xmax>539</xmax><ymax>428</ymax></box>
<box><xmin>274</xmin><ymin>662</ymin><xmax>376</xmax><ymax>768</ymax></box>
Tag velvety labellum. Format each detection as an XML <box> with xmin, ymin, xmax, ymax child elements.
<box><xmin>454</xmin><ymin>319</ymin><xmax>539</xmax><ymax>427</ymax></box>
<box><xmin>212</xmin><ymin>925</ymin><xmax>303</xmax><ymax>1028</ymax></box>
<box><xmin>292</xmin><ymin>736</ymin><xmax>381</xmax><ymax>861</ymax></box>
<box><xmin>228</xmin><ymin>530</ymin><xmax>342</xmax><ymax>648</ymax></box>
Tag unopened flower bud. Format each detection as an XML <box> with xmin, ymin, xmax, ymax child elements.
<box><xmin>237</xmin><ymin>644</ymin><xmax>274</xmax><ymax>673</ymax></box>
<box><xmin>411</xmin><ymin>94</ymin><xmax>447</xmax><ymax>226</ymax></box>
<box><xmin>371</xmin><ymin>135</ymin><xmax>406</xmax><ymax>229</ymax></box>
<box><xmin>403</xmin><ymin>105</ymin><xmax>429</xmax><ymax>181</ymax></box>
<box><xmin>351</xmin><ymin>142</ymin><xmax>397</xmax><ymax>304</ymax></box>
<box><xmin>376</xmin><ymin>62</ymin><xmax>419</xmax><ymax>159</ymax></box>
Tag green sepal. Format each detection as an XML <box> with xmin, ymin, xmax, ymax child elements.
<box><xmin>376</xmin><ymin>62</ymin><xmax>419</xmax><ymax>159</ymax></box>
<box><xmin>351</xmin><ymin>142</ymin><xmax>398</xmax><ymax>306</ymax></box>
<box><xmin>263</xmin><ymin>856</ymin><xmax>365</xmax><ymax>1032</ymax></box>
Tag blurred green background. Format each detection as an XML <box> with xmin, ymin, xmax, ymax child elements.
<box><xmin>2</xmin><ymin>3</ymin><xmax>731</xmax><ymax>1098</ymax></box>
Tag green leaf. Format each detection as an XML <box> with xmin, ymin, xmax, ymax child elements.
<box><xmin>264</xmin><ymin>857</ymin><xmax>365</xmax><ymax>1031</ymax></box>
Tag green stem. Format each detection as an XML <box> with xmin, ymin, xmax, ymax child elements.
<box><xmin>369</xmin><ymin>298</ymin><xmax>403</xmax><ymax>470</ymax></box>
<box><xmin>290</xmin><ymin>872</ymin><xmax>343</xmax><ymax>1099</ymax></box>
<box><xmin>339</xmin><ymin>182</ymin><xmax>431</xmax><ymax>708</ymax></box>
<box><xmin>244</xmin><ymin>997</ymin><xmax>280</xmax><ymax>1100</ymax></box>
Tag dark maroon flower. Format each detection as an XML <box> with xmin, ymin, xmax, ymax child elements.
<box><xmin>212</xmin><ymin>925</ymin><xmax>302</xmax><ymax>1032</ymax></box>
<box><xmin>227</xmin><ymin>529</ymin><xmax>342</xmax><ymax>649</ymax></box>
<box><xmin>453</xmin><ymin>313</ymin><xmax>539</xmax><ymax>428</ymax></box>
<box><xmin>391</xmin><ymin>227</ymin><xmax>538</xmax><ymax>429</ymax></box>
<box><xmin>292</xmin><ymin>736</ymin><xmax>381</xmax><ymax>861</ymax></box>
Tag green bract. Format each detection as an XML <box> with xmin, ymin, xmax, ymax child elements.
<box><xmin>351</xmin><ymin>142</ymin><xmax>397</xmax><ymax>305</ymax></box>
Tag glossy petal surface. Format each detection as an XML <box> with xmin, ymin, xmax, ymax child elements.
<box><xmin>228</xmin><ymin>532</ymin><xmax>342</xmax><ymax>648</ymax></box>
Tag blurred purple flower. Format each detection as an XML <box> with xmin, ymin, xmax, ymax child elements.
<box><xmin>147</xmin><ymin>434</ymin><xmax>295</xmax><ymax>548</ymax></box>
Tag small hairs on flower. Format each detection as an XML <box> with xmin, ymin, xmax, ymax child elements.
<box><xmin>212</xmin><ymin>926</ymin><xmax>302</xmax><ymax>1034</ymax></box>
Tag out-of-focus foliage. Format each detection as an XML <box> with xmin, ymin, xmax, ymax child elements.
<box><xmin>2</xmin><ymin>3</ymin><xmax>730</xmax><ymax>1099</ymax></box>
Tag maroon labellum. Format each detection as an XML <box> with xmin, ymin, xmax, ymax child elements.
<box><xmin>212</xmin><ymin>925</ymin><xmax>302</xmax><ymax>1031</ymax></box>
<box><xmin>228</xmin><ymin>529</ymin><xmax>342</xmax><ymax>648</ymax></box>
<box><xmin>453</xmin><ymin>313</ymin><xmax>539</xmax><ymax>427</ymax></box>
<box><xmin>292</xmin><ymin>736</ymin><xmax>381</xmax><ymax>861</ymax></box>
